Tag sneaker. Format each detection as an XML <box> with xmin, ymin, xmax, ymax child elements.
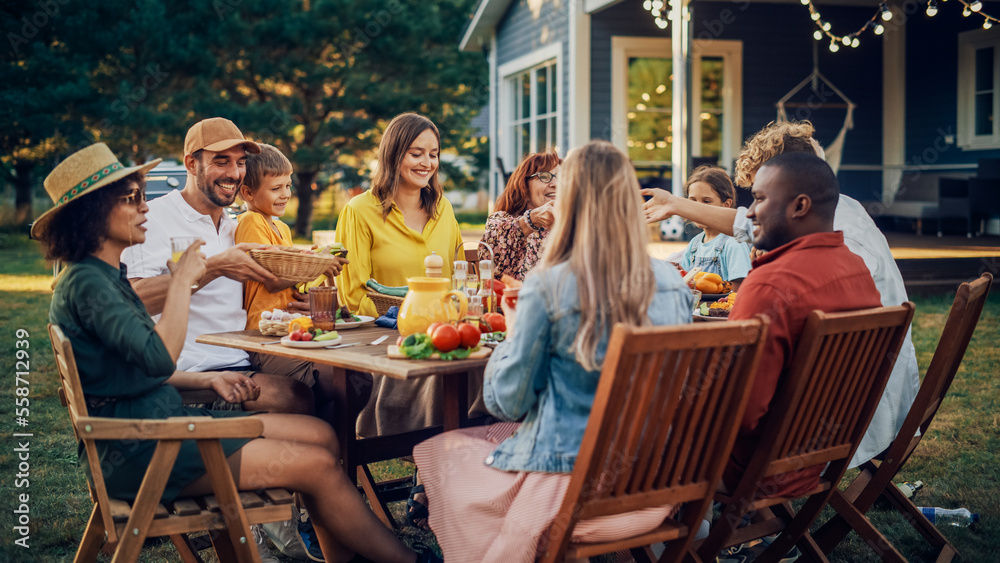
<box><xmin>297</xmin><ymin>515</ymin><xmax>325</xmax><ymax>562</ymax></box>
<box><xmin>716</xmin><ymin>537</ymin><xmax>801</xmax><ymax>563</ymax></box>
<box><xmin>262</xmin><ymin>506</ymin><xmax>313</xmax><ymax>561</ymax></box>
<box><xmin>252</xmin><ymin>524</ymin><xmax>281</xmax><ymax>563</ymax></box>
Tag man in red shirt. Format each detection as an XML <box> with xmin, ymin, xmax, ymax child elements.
<box><xmin>727</xmin><ymin>152</ymin><xmax>882</xmax><ymax>498</ymax></box>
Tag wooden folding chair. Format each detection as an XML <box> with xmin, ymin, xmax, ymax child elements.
<box><xmin>49</xmin><ymin>324</ymin><xmax>293</xmax><ymax>563</ymax></box>
<box><xmin>539</xmin><ymin>317</ymin><xmax>771</xmax><ymax>563</ymax></box>
<box><xmin>812</xmin><ymin>273</ymin><xmax>993</xmax><ymax>562</ymax></box>
<box><xmin>695</xmin><ymin>303</ymin><xmax>915</xmax><ymax>563</ymax></box>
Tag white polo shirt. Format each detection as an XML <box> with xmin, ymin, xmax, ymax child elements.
<box><xmin>121</xmin><ymin>190</ymin><xmax>250</xmax><ymax>372</ymax></box>
<box><xmin>733</xmin><ymin>194</ymin><xmax>920</xmax><ymax>468</ymax></box>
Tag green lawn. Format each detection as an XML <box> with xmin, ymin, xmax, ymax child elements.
<box><xmin>0</xmin><ymin>233</ymin><xmax>997</xmax><ymax>562</ymax></box>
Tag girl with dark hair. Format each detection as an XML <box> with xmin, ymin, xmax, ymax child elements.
<box><xmin>480</xmin><ymin>150</ymin><xmax>561</xmax><ymax>281</ymax></box>
<box><xmin>40</xmin><ymin>143</ymin><xmax>439</xmax><ymax>563</ymax></box>
<box><xmin>336</xmin><ymin>113</ymin><xmax>467</xmax><ymax>437</ymax></box>
<box><xmin>680</xmin><ymin>165</ymin><xmax>752</xmax><ymax>291</ymax></box>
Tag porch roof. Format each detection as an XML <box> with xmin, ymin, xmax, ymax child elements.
<box><xmin>460</xmin><ymin>0</ymin><xmax>892</xmax><ymax>52</ymax></box>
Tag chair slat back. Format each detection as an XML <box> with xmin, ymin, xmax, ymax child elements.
<box><xmin>900</xmin><ymin>273</ymin><xmax>992</xmax><ymax>463</ymax></box>
<box><xmin>48</xmin><ymin>324</ymin><xmax>120</xmax><ymax>544</ymax></box>
<box><xmin>758</xmin><ymin>304</ymin><xmax>915</xmax><ymax>479</ymax></box>
<box><xmin>564</xmin><ymin>318</ymin><xmax>769</xmax><ymax>520</ymax></box>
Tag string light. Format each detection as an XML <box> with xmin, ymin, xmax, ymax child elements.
<box><xmin>798</xmin><ymin>0</ymin><xmax>1000</xmax><ymax>56</ymax></box>
<box><xmin>881</xmin><ymin>3</ymin><xmax>893</xmax><ymax>21</ymax></box>
<box><xmin>644</xmin><ymin>0</ymin><xmax>670</xmax><ymax>30</ymax></box>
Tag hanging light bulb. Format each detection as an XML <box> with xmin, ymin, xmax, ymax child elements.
<box><xmin>652</xmin><ymin>0</ymin><xmax>663</xmax><ymax>10</ymax></box>
<box><xmin>842</xmin><ymin>35</ymin><xmax>852</xmax><ymax>45</ymax></box>
<box><xmin>963</xmin><ymin>6</ymin><xmax>972</xmax><ymax>16</ymax></box>
<box><xmin>830</xmin><ymin>40</ymin><xmax>840</xmax><ymax>52</ymax></box>
<box><xmin>811</xmin><ymin>11</ymin><xmax>821</xmax><ymax>20</ymax></box>
<box><xmin>652</xmin><ymin>7</ymin><xmax>661</xmax><ymax>16</ymax></box>
<box><xmin>655</xmin><ymin>17</ymin><xmax>668</xmax><ymax>29</ymax></box>
<box><xmin>800</xmin><ymin>0</ymin><xmax>809</xmax><ymax>4</ymax></box>
<box><xmin>971</xmin><ymin>0</ymin><xmax>983</xmax><ymax>12</ymax></box>
<box><xmin>881</xmin><ymin>3</ymin><xmax>893</xmax><ymax>20</ymax></box>
<box><xmin>874</xmin><ymin>23</ymin><xmax>885</xmax><ymax>34</ymax></box>
<box><xmin>852</xmin><ymin>37</ymin><xmax>860</xmax><ymax>47</ymax></box>
<box><xmin>643</xmin><ymin>0</ymin><xmax>652</xmax><ymax>10</ymax></box>
<box><xmin>823</xmin><ymin>21</ymin><xmax>832</xmax><ymax>30</ymax></box>
<box><xmin>814</xmin><ymin>30</ymin><xmax>823</xmax><ymax>40</ymax></box>
<box><xmin>926</xmin><ymin>0</ymin><xmax>938</xmax><ymax>16</ymax></box>
<box><xmin>985</xmin><ymin>18</ymin><xmax>993</xmax><ymax>29</ymax></box>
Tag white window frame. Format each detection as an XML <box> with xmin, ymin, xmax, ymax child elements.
<box><xmin>611</xmin><ymin>37</ymin><xmax>742</xmax><ymax>172</ymax></box>
<box><xmin>498</xmin><ymin>42</ymin><xmax>562</xmax><ymax>172</ymax></box>
<box><xmin>958</xmin><ymin>28</ymin><xmax>1000</xmax><ymax>150</ymax></box>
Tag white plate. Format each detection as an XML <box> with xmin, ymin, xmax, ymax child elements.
<box><xmin>333</xmin><ymin>315</ymin><xmax>376</xmax><ymax>330</ymax></box>
<box><xmin>693</xmin><ymin>312</ymin><xmax>729</xmax><ymax>322</ymax></box>
<box><xmin>279</xmin><ymin>334</ymin><xmax>343</xmax><ymax>348</ymax></box>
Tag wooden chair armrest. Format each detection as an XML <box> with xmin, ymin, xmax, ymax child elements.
<box><xmin>75</xmin><ymin>416</ymin><xmax>264</xmax><ymax>441</ymax></box>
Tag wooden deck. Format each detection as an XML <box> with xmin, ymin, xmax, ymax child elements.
<box><xmin>463</xmin><ymin>228</ymin><xmax>1000</xmax><ymax>296</ymax></box>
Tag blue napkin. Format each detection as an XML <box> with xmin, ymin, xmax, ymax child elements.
<box><xmin>375</xmin><ymin>306</ymin><xmax>399</xmax><ymax>329</ymax></box>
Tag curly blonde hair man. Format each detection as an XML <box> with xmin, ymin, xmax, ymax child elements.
<box><xmin>734</xmin><ymin>120</ymin><xmax>820</xmax><ymax>187</ymax></box>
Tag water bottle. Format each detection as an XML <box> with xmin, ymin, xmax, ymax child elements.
<box><xmin>918</xmin><ymin>507</ymin><xmax>979</xmax><ymax>527</ymax></box>
<box><xmin>896</xmin><ymin>481</ymin><xmax>924</xmax><ymax>499</ymax></box>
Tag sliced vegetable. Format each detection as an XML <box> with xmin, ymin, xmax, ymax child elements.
<box><xmin>314</xmin><ymin>330</ymin><xmax>340</xmax><ymax>342</ymax></box>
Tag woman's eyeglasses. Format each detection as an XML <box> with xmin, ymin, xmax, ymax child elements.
<box><xmin>118</xmin><ymin>189</ymin><xmax>147</xmax><ymax>206</ymax></box>
<box><xmin>528</xmin><ymin>171</ymin><xmax>557</xmax><ymax>184</ymax></box>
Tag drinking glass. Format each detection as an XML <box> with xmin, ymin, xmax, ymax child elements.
<box><xmin>170</xmin><ymin>237</ymin><xmax>201</xmax><ymax>289</ymax></box>
<box><xmin>309</xmin><ymin>286</ymin><xmax>338</xmax><ymax>331</ymax></box>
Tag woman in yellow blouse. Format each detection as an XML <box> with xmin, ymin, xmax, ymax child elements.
<box><xmin>336</xmin><ymin>113</ymin><xmax>467</xmax><ymax>436</ymax></box>
<box><xmin>337</xmin><ymin>113</ymin><xmax>463</xmax><ymax>317</ymax></box>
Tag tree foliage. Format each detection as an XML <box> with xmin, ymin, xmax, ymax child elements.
<box><xmin>1</xmin><ymin>0</ymin><xmax>487</xmax><ymax>234</ymax></box>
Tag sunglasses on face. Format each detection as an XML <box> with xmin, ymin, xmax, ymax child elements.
<box><xmin>118</xmin><ymin>188</ymin><xmax>147</xmax><ymax>206</ymax></box>
<box><xmin>528</xmin><ymin>171</ymin><xmax>557</xmax><ymax>184</ymax></box>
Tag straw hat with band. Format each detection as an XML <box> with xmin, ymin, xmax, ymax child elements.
<box><xmin>31</xmin><ymin>143</ymin><xmax>161</xmax><ymax>240</ymax></box>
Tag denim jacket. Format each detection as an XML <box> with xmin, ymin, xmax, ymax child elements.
<box><xmin>482</xmin><ymin>259</ymin><xmax>694</xmax><ymax>474</ymax></box>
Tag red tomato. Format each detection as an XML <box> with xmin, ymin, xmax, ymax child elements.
<box><xmin>300</xmin><ymin>331</ymin><xmax>313</xmax><ymax>342</ymax></box>
<box><xmin>426</xmin><ymin>322</ymin><xmax>443</xmax><ymax>336</ymax></box>
<box><xmin>457</xmin><ymin>322</ymin><xmax>480</xmax><ymax>348</ymax></box>
<box><xmin>482</xmin><ymin>312</ymin><xmax>506</xmax><ymax>333</ymax></box>
<box><xmin>289</xmin><ymin>330</ymin><xmax>303</xmax><ymax>341</ymax></box>
<box><xmin>429</xmin><ymin>324</ymin><xmax>460</xmax><ymax>352</ymax></box>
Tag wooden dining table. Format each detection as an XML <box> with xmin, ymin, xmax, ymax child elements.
<box><xmin>196</xmin><ymin>325</ymin><xmax>491</xmax><ymax>529</ymax></box>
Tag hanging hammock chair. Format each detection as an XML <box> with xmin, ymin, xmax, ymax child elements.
<box><xmin>774</xmin><ymin>47</ymin><xmax>855</xmax><ymax>174</ymax></box>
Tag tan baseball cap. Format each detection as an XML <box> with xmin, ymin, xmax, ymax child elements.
<box><xmin>183</xmin><ymin>117</ymin><xmax>261</xmax><ymax>156</ymax></box>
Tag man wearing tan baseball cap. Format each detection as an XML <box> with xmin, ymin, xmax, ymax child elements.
<box><xmin>121</xmin><ymin>118</ymin><xmax>313</xmax><ymax>416</ymax></box>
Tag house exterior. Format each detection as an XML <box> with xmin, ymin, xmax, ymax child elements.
<box><xmin>461</xmin><ymin>0</ymin><xmax>1000</xmax><ymax>231</ymax></box>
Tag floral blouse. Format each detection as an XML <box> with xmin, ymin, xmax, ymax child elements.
<box><xmin>480</xmin><ymin>210</ymin><xmax>548</xmax><ymax>281</ymax></box>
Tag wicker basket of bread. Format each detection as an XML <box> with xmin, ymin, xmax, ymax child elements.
<box><xmin>248</xmin><ymin>246</ymin><xmax>337</xmax><ymax>283</ymax></box>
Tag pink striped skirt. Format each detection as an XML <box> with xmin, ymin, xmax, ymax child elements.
<box><xmin>413</xmin><ymin>422</ymin><xmax>676</xmax><ymax>563</ymax></box>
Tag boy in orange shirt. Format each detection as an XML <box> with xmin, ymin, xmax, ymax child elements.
<box><xmin>234</xmin><ymin>143</ymin><xmax>302</xmax><ymax>329</ymax></box>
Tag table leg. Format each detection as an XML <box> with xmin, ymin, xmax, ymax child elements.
<box><xmin>331</xmin><ymin>367</ymin><xmax>355</xmax><ymax>484</ymax></box>
<box><xmin>443</xmin><ymin>370</ymin><xmax>471</xmax><ymax>432</ymax></box>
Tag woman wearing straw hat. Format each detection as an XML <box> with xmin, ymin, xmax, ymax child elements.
<box><xmin>38</xmin><ymin>143</ymin><xmax>441</xmax><ymax>563</ymax></box>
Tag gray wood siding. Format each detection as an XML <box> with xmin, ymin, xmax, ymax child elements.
<box><xmin>496</xmin><ymin>0</ymin><xmax>570</xmax><ymax>153</ymax></box>
<box><xmin>589</xmin><ymin>0</ymin><xmax>886</xmax><ymax>200</ymax></box>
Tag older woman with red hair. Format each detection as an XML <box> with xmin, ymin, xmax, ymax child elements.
<box><xmin>480</xmin><ymin>150</ymin><xmax>561</xmax><ymax>281</ymax></box>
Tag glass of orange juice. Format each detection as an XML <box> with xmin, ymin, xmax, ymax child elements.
<box><xmin>170</xmin><ymin>237</ymin><xmax>201</xmax><ymax>289</ymax></box>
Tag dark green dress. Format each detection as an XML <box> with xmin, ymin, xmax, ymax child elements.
<box><xmin>49</xmin><ymin>256</ymin><xmax>254</xmax><ymax>502</ymax></box>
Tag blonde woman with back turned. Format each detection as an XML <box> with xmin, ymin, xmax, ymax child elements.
<box><xmin>411</xmin><ymin>141</ymin><xmax>694</xmax><ymax>562</ymax></box>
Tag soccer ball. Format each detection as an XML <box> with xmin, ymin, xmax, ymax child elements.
<box><xmin>659</xmin><ymin>216</ymin><xmax>686</xmax><ymax>241</ymax></box>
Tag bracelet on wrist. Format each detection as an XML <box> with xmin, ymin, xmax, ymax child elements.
<box><xmin>523</xmin><ymin>208</ymin><xmax>542</xmax><ymax>232</ymax></box>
